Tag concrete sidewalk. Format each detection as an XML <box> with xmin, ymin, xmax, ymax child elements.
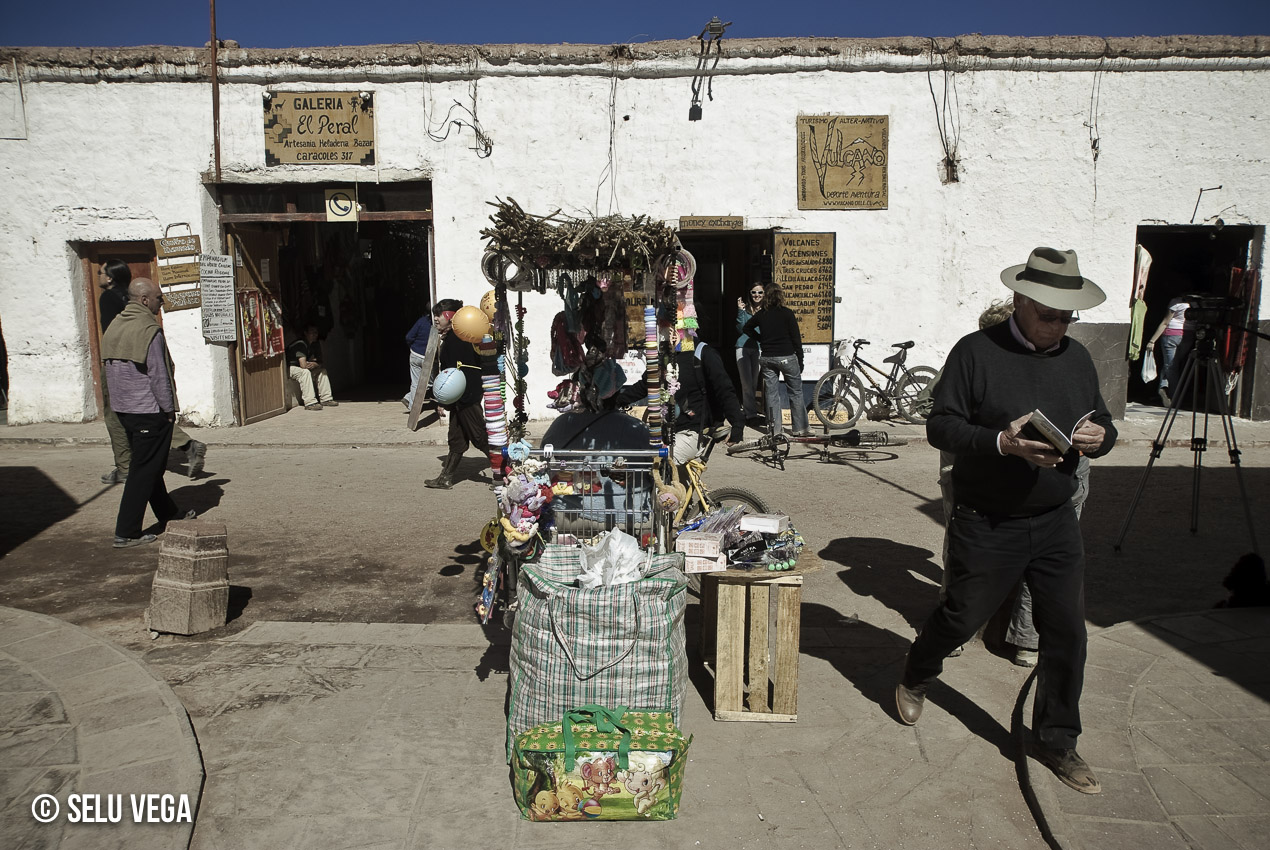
<box><xmin>0</xmin><ymin>607</ymin><xmax>203</xmax><ymax>850</ymax></box>
<box><xmin>4</xmin><ymin>600</ymin><xmax>1267</xmax><ymax>848</ymax></box>
<box><xmin>1022</xmin><ymin>608</ymin><xmax>1270</xmax><ymax>850</ymax></box>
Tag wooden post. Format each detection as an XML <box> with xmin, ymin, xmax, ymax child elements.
<box><xmin>406</xmin><ymin>326</ymin><xmax>441</xmax><ymax>431</ymax></box>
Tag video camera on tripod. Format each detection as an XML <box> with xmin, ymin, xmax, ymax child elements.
<box><xmin>1182</xmin><ymin>293</ymin><xmax>1244</xmax><ymax>331</ymax></box>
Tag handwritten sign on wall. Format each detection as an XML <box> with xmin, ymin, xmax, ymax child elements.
<box><xmin>199</xmin><ymin>254</ymin><xmax>237</xmax><ymax>342</ymax></box>
<box><xmin>773</xmin><ymin>232</ymin><xmax>835</xmax><ymax>345</ymax></box>
<box><xmin>796</xmin><ymin>115</ymin><xmax>888</xmax><ymax>210</ymax></box>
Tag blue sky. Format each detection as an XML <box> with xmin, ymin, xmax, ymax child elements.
<box><xmin>4</xmin><ymin>0</ymin><xmax>1268</xmax><ymax>47</ymax></box>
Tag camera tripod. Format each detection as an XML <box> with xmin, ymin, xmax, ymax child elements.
<box><xmin>1114</xmin><ymin>325</ymin><xmax>1261</xmax><ymax>554</ymax></box>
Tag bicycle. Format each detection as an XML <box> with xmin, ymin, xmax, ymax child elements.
<box><xmin>812</xmin><ymin>339</ymin><xmax>938</xmax><ymax>429</ymax></box>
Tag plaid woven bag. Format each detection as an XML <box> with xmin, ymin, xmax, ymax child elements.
<box><xmin>507</xmin><ymin>545</ymin><xmax>688</xmax><ymax>756</ymax></box>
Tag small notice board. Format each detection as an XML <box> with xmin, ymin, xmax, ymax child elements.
<box><xmin>773</xmin><ymin>232</ymin><xmax>835</xmax><ymax>345</ymax></box>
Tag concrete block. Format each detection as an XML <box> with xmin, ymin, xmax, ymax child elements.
<box><xmin>147</xmin><ymin>520</ymin><xmax>229</xmax><ymax>636</ymax></box>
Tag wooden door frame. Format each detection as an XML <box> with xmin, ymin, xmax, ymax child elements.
<box><xmin>79</xmin><ymin>243</ymin><xmax>159</xmax><ymax>419</ymax></box>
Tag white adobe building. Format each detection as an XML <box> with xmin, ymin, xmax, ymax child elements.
<box><xmin>0</xmin><ymin>35</ymin><xmax>1266</xmax><ymax>426</ymax></box>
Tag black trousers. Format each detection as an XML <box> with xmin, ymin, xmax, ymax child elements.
<box><xmin>903</xmin><ymin>502</ymin><xmax>1087</xmax><ymax>749</ymax></box>
<box><xmin>115</xmin><ymin>412</ymin><xmax>180</xmax><ymax>539</ymax></box>
<box><xmin>447</xmin><ymin>401</ymin><xmax>490</xmax><ymax>457</ymax></box>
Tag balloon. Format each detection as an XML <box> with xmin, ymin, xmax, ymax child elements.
<box><xmin>432</xmin><ymin>367</ymin><xmax>467</xmax><ymax>405</ymax></box>
<box><xmin>480</xmin><ymin>289</ymin><xmax>498</xmax><ymax>319</ymax></box>
<box><xmin>452</xmin><ymin>305</ymin><xmax>491</xmax><ymax>343</ymax></box>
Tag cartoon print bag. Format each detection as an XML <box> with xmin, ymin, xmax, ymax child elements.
<box><xmin>513</xmin><ymin>705</ymin><xmax>691</xmax><ymax>821</ymax></box>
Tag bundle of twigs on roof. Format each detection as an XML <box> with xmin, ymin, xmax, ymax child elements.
<box><xmin>480</xmin><ymin>197</ymin><xmax>678</xmax><ymax>271</ymax></box>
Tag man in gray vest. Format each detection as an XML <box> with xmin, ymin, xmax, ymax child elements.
<box><xmin>100</xmin><ymin>279</ymin><xmax>196</xmax><ymax>547</ymax></box>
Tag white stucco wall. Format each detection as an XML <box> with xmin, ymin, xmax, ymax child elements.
<box><xmin>1</xmin><ymin>42</ymin><xmax>1267</xmax><ymax>424</ymax></box>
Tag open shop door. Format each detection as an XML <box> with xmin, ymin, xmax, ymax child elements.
<box><xmin>227</xmin><ymin>227</ymin><xmax>288</xmax><ymax>424</ymax></box>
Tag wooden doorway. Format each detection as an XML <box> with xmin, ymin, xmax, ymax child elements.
<box><xmin>80</xmin><ymin>243</ymin><xmax>158</xmax><ymax>419</ymax></box>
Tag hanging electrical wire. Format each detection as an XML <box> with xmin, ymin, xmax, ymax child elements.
<box><xmin>926</xmin><ymin>38</ymin><xmax>961</xmax><ymax>183</ymax></box>
<box><xmin>594</xmin><ymin>51</ymin><xmax>622</xmax><ymax>217</ymax></box>
<box><xmin>689</xmin><ymin>17</ymin><xmax>731</xmax><ymax>120</ymax></box>
<box><xmin>1085</xmin><ymin>52</ymin><xmax>1105</xmax><ymax>202</ymax></box>
<box><xmin>418</xmin><ymin>45</ymin><xmax>493</xmax><ymax>158</ymax></box>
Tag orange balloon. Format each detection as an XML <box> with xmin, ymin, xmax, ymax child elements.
<box><xmin>452</xmin><ymin>305</ymin><xmax>492</xmax><ymax>343</ymax></box>
<box><xmin>480</xmin><ymin>289</ymin><xmax>498</xmax><ymax>319</ymax></box>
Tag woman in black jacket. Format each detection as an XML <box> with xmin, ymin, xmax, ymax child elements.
<box><xmin>741</xmin><ymin>283</ymin><xmax>810</xmax><ymax>436</ymax></box>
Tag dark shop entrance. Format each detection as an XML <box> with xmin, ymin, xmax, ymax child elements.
<box><xmin>1128</xmin><ymin>224</ymin><xmax>1262</xmax><ymax>417</ymax></box>
<box><xmin>219</xmin><ymin>182</ymin><xmax>433</xmax><ymax>424</ymax></box>
<box><xmin>677</xmin><ymin>229</ymin><xmax>775</xmax><ymax>390</ymax></box>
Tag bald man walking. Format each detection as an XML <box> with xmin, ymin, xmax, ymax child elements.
<box><xmin>100</xmin><ymin>278</ymin><xmax>195</xmax><ymax>547</ymax></box>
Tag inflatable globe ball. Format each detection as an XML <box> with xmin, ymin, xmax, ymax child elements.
<box><xmin>432</xmin><ymin>367</ymin><xmax>467</xmax><ymax>405</ymax></box>
<box><xmin>452</xmin><ymin>305</ymin><xmax>492</xmax><ymax>343</ymax></box>
<box><xmin>479</xmin><ymin>289</ymin><xmax>498</xmax><ymax>319</ymax></box>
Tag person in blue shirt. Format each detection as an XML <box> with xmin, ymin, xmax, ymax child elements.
<box><xmin>402</xmin><ymin>306</ymin><xmax>434</xmax><ymax>409</ymax></box>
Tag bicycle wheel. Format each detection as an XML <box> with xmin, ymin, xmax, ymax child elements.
<box><xmin>813</xmin><ymin>369</ymin><xmax>866</xmax><ymax>429</ymax></box>
<box><xmin>895</xmin><ymin>366</ymin><xmax>939</xmax><ymax>424</ymax></box>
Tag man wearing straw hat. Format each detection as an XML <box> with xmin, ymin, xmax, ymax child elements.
<box><xmin>894</xmin><ymin>247</ymin><xmax>1117</xmax><ymax>795</ymax></box>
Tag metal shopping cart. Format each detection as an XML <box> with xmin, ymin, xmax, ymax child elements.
<box><xmin>478</xmin><ymin>411</ymin><xmax>671</xmax><ymax>628</ymax></box>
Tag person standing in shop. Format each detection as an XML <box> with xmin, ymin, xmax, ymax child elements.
<box><xmin>740</xmin><ymin>283</ymin><xmax>810</xmax><ymax>437</ymax></box>
<box><xmin>735</xmin><ymin>282</ymin><xmax>765</xmax><ymax>425</ymax></box>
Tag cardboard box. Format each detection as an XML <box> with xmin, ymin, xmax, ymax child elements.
<box><xmin>676</xmin><ymin>530</ymin><xmax>726</xmax><ymax>558</ymax></box>
<box><xmin>739</xmin><ymin>513</ymin><xmax>791</xmax><ymax>534</ymax></box>
<box><xmin>684</xmin><ymin>554</ymin><xmax>728</xmax><ymax>574</ymax></box>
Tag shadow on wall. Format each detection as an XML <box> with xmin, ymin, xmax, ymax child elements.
<box><xmin>0</xmin><ymin>467</ymin><xmax>79</xmax><ymax>557</ymax></box>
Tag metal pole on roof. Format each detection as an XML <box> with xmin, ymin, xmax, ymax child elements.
<box><xmin>211</xmin><ymin>0</ymin><xmax>222</xmax><ymax>183</ymax></box>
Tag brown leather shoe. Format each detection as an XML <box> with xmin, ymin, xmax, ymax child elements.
<box><xmin>1032</xmin><ymin>742</ymin><xmax>1101</xmax><ymax>794</ymax></box>
<box><xmin>895</xmin><ymin>683</ymin><xmax>926</xmax><ymax>725</ymax></box>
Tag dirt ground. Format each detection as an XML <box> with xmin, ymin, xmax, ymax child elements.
<box><xmin>2</xmin><ymin>438</ymin><xmax>1266</xmax><ymax>654</ymax></box>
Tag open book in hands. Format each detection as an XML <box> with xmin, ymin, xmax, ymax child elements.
<box><xmin>1022</xmin><ymin>409</ymin><xmax>1095</xmax><ymax>455</ymax></box>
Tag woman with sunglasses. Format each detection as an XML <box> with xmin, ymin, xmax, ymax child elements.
<box><xmin>734</xmin><ymin>282</ymin><xmax>766</xmax><ymax>424</ymax></box>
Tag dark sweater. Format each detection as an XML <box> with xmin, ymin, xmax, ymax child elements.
<box><xmin>437</xmin><ymin>331</ymin><xmax>483</xmax><ymax>409</ymax></box>
<box><xmin>673</xmin><ymin>344</ymin><xmax>745</xmax><ymax>441</ymax></box>
<box><xmin>99</xmin><ymin>286</ymin><xmax>129</xmax><ymax>332</ymax></box>
<box><xmin>741</xmin><ymin>305</ymin><xmax>804</xmax><ymax>366</ymax></box>
<box><xmin>927</xmin><ymin>321</ymin><xmax>1116</xmax><ymax>516</ymax></box>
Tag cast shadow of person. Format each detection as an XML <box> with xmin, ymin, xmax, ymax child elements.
<box><xmin>801</xmin><ymin>601</ymin><xmax>1015</xmax><ymax>758</ymax></box>
<box><xmin>820</xmin><ymin>536</ymin><xmax>944</xmax><ymax>631</ymax></box>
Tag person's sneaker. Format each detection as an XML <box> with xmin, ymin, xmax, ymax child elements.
<box><xmin>187</xmin><ymin>440</ymin><xmax>207</xmax><ymax>478</ymax></box>
<box><xmin>1014</xmin><ymin>648</ymin><xmax>1039</xmax><ymax>668</ymax></box>
<box><xmin>1031</xmin><ymin>742</ymin><xmax>1101</xmax><ymax>794</ymax></box>
<box><xmin>113</xmin><ymin>534</ymin><xmax>158</xmax><ymax>549</ymax></box>
<box><xmin>401</xmin><ymin>397</ymin><xmax>411</xmax><ymax>408</ymax></box>
<box><xmin>1159</xmin><ymin>387</ymin><xmax>1171</xmax><ymax>406</ymax></box>
<box><xmin>305</xmin><ymin>403</ymin><xmax>323</xmax><ymax>411</ymax></box>
<box><xmin>791</xmin><ymin>429</ymin><xmax>814</xmax><ymax>438</ymax></box>
<box><xmin>101</xmin><ymin>467</ymin><xmax>128</xmax><ymax>485</ymax></box>
<box><xmin>894</xmin><ymin>683</ymin><xmax>927</xmax><ymax>725</ymax></box>
<box><xmin>947</xmin><ymin>644</ymin><xmax>965</xmax><ymax>658</ymax></box>
<box><xmin>321</xmin><ymin>399</ymin><xmax>339</xmax><ymax>407</ymax></box>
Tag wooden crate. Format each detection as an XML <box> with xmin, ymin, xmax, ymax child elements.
<box><xmin>701</xmin><ymin>565</ymin><xmax>814</xmax><ymax>722</ymax></box>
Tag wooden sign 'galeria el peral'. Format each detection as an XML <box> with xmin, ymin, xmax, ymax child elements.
<box><xmin>264</xmin><ymin>91</ymin><xmax>376</xmax><ymax>166</ymax></box>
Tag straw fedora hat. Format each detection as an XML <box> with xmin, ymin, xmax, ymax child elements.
<box><xmin>1000</xmin><ymin>247</ymin><xmax>1106</xmax><ymax>311</ymax></box>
